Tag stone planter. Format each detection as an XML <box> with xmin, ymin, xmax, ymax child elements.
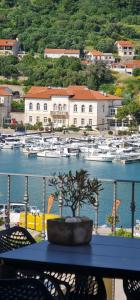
<box><xmin>47</xmin><ymin>217</ymin><xmax>93</xmax><ymax>246</ymax></box>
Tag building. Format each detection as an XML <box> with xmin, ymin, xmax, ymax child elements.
<box><xmin>115</xmin><ymin>41</ymin><xmax>135</xmax><ymax>59</ymax></box>
<box><xmin>111</xmin><ymin>60</ymin><xmax>140</xmax><ymax>75</ymax></box>
<box><xmin>44</xmin><ymin>48</ymin><xmax>80</xmax><ymax>59</ymax></box>
<box><xmin>86</xmin><ymin>50</ymin><xmax>115</xmax><ymax>64</ymax></box>
<box><xmin>0</xmin><ymin>39</ymin><xmax>20</xmax><ymax>56</ymax></box>
<box><xmin>24</xmin><ymin>85</ymin><xmax>122</xmax><ymax>131</ymax></box>
<box><xmin>0</xmin><ymin>86</ymin><xmax>13</xmax><ymax>126</ymax></box>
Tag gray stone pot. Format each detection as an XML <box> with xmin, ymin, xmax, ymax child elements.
<box><xmin>47</xmin><ymin>218</ymin><xmax>93</xmax><ymax>246</ymax></box>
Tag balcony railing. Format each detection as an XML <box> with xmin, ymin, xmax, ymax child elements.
<box><xmin>0</xmin><ymin>173</ymin><xmax>139</xmax><ymax>240</ymax></box>
<box><xmin>50</xmin><ymin>111</ymin><xmax>69</xmax><ymax>118</ymax></box>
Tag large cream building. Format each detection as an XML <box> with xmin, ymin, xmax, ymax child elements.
<box><xmin>24</xmin><ymin>85</ymin><xmax>122</xmax><ymax>131</ymax></box>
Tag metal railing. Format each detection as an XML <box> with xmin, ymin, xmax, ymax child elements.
<box><xmin>0</xmin><ymin>172</ymin><xmax>139</xmax><ymax>239</ymax></box>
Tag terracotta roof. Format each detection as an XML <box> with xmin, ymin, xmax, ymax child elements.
<box><xmin>0</xmin><ymin>39</ymin><xmax>17</xmax><ymax>47</ymax></box>
<box><xmin>88</xmin><ymin>50</ymin><xmax>104</xmax><ymax>56</ymax></box>
<box><xmin>0</xmin><ymin>86</ymin><xmax>12</xmax><ymax>96</ymax></box>
<box><xmin>25</xmin><ymin>86</ymin><xmax>72</xmax><ymax>99</ymax></box>
<box><xmin>44</xmin><ymin>48</ymin><xmax>80</xmax><ymax>54</ymax></box>
<box><xmin>111</xmin><ymin>60</ymin><xmax>140</xmax><ymax>69</ymax></box>
<box><xmin>115</xmin><ymin>41</ymin><xmax>134</xmax><ymax>47</ymax></box>
<box><xmin>25</xmin><ymin>85</ymin><xmax>121</xmax><ymax>101</ymax></box>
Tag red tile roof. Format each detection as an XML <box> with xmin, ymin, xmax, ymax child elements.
<box><xmin>44</xmin><ymin>48</ymin><xmax>80</xmax><ymax>55</ymax></box>
<box><xmin>111</xmin><ymin>60</ymin><xmax>140</xmax><ymax>69</ymax></box>
<box><xmin>115</xmin><ymin>41</ymin><xmax>134</xmax><ymax>47</ymax></box>
<box><xmin>25</xmin><ymin>86</ymin><xmax>121</xmax><ymax>101</ymax></box>
<box><xmin>0</xmin><ymin>39</ymin><xmax>17</xmax><ymax>47</ymax></box>
<box><xmin>0</xmin><ymin>86</ymin><xmax>12</xmax><ymax>96</ymax></box>
<box><xmin>88</xmin><ymin>50</ymin><xmax>104</xmax><ymax>56</ymax></box>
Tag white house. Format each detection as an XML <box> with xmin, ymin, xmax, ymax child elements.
<box><xmin>0</xmin><ymin>38</ymin><xmax>20</xmax><ymax>56</ymax></box>
<box><xmin>24</xmin><ymin>85</ymin><xmax>122</xmax><ymax>131</ymax></box>
<box><xmin>111</xmin><ymin>60</ymin><xmax>140</xmax><ymax>75</ymax></box>
<box><xmin>115</xmin><ymin>41</ymin><xmax>135</xmax><ymax>59</ymax></box>
<box><xmin>0</xmin><ymin>86</ymin><xmax>13</xmax><ymax>126</ymax></box>
<box><xmin>44</xmin><ymin>48</ymin><xmax>80</xmax><ymax>59</ymax></box>
<box><xmin>86</xmin><ymin>50</ymin><xmax>115</xmax><ymax>64</ymax></box>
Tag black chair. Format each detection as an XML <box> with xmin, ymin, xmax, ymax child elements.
<box><xmin>0</xmin><ymin>226</ymin><xmax>36</xmax><ymax>253</ymax></box>
<box><xmin>68</xmin><ymin>274</ymin><xmax>107</xmax><ymax>299</ymax></box>
<box><xmin>123</xmin><ymin>279</ymin><xmax>140</xmax><ymax>300</ymax></box>
<box><xmin>0</xmin><ymin>278</ymin><xmax>53</xmax><ymax>300</ymax></box>
<box><xmin>0</xmin><ymin>226</ymin><xmax>106</xmax><ymax>299</ymax></box>
<box><xmin>47</xmin><ymin>272</ymin><xmax>107</xmax><ymax>300</ymax></box>
<box><xmin>0</xmin><ymin>226</ymin><xmax>69</xmax><ymax>299</ymax></box>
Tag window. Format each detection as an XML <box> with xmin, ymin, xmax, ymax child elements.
<box><xmin>73</xmin><ymin>104</ymin><xmax>77</xmax><ymax>112</ymax></box>
<box><xmin>44</xmin><ymin>103</ymin><xmax>47</xmax><ymax>111</ymax></box>
<box><xmin>81</xmin><ymin>105</ymin><xmax>85</xmax><ymax>113</ymax></box>
<box><xmin>81</xmin><ymin>118</ymin><xmax>85</xmax><ymax>125</ymax></box>
<box><xmin>110</xmin><ymin>108</ymin><xmax>115</xmax><ymax>116</ymax></box>
<box><xmin>74</xmin><ymin>118</ymin><xmax>77</xmax><ymax>125</ymax></box>
<box><xmin>53</xmin><ymin>104</ymin><xmax>57</xmax><ymax>111</ymax></box>
<box><xmin>29</xmin><ymin>102</ymin><xmax>33</xmax><ymax>110</ymax></box>
<box><xmin>117</xmin><ymin>120</ymin><xmax>122</xmax><ymax>127</ymax></box>
<box><xmin>124</xmin><ymin>52</ymin><xmax>127</xmax><ymax>55</ymax></box>
<box><xmin>36</xmin><ymin>116</ymin><xmax>40</xmax><ymax>123</ymax></box>
<box><xmin>36</xmin><ymin>103</ymin><xmax>40</xmax><ymax>110</ymax></box>
<box><xmin>109</xmin><ymin>120</ymin><xmax>115</xmax><ymax>127</ymax></box>
<box><xmin>63</xmin><ymin>104</ymin><xmax>67</xmax><ymax>111</ymax></box>
<box><xmin>123</xmin><ymin>120</ymin><xmax>129</xmax><ymax>127</ymax></box>
<box><xmin>129</xmin><ymin>52</ymin><xmax>132</xmax><ymax>55</ymax></box>
<box><xmin>89</xmin><ymin>119</ymin><xmax>92</xmax><ymax>125</ymax></box>
<box><xmin>29</xmin><ymin>116</ymin><xmax>32</xmax><ymax>122</ymax></box>
<box><xmin>44</xmin><ymin>117</ymin><xmax>47</xmax><ymax>123</ymax></box>
<box><xmin>58</xmin><ymin>104</ymin><xmax>62</xmax><ymax>111</ymax></box>
<box><xmin>102</xmin><ymin>105</ymin><xmax>105</xmax><ymax>113</ymax></box>
<box><xmin>89</xmin><ymin>105</ymin><xmax>92</xmax><ymax>113</ymax></box>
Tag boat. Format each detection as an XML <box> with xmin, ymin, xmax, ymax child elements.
<box><xmin>84</xmin><ymin>152</ymin><xmax>116</xmax><ymax>162</ymax></box>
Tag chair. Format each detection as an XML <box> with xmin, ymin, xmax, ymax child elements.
<box><xmin>47</xmin><ymin>272</ymin><xmax>107</xmax><ymax>300</ymax></box>
<box><xmin>0</xmin><ymin>226</ymin><xmax>69</xmax><ymax>299</ymax></box>
<box><xmin>0</xmin><ymin>226</ymin><xmax>36</xmax><ymax>253</ymax></box>
<box><xmin>0</xmin><ymin>278</ymin><xmax>53</xmax><ymax>300</ymax></box>
<box><xmin>123</xmin><ymin>279</ymin><xmax>140</xmax><ymax>300</ymax></box>
<box><xmin>0</xmin><ymin>227</ymin><xmax>106</xmax><ymax>299</ymax></box>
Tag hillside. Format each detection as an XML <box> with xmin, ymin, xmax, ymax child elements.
<box><xmin>0</xmin><ymin>0</ymin><xmax>140</xmax><ymax>53</ymax></box>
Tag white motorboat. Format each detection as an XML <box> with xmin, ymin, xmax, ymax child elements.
<box><xmin>84</xmin><ymin>152</ymin><xmax>116</xmax><ymax>162</ymax></box>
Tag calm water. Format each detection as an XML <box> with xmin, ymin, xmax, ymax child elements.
<box><xmin>0</xmin><ymin>149</ymin><xmax>140</xmax><ymax>227</ymax></box>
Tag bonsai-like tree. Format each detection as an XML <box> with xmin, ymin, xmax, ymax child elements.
<box><xmin>49</xmin><ymin>169</ymin><xmax>102</xmax><ymax>217</ymax></box>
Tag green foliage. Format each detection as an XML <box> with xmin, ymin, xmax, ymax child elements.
<box><xmin>87</xmin><ymin>62</ymin><xmax>114</xmax><ymax>90</ymax></box>
<box><xmin>117</xmin><ymin>101</ymin><xmax>140</xmax><ymax>124</ymax></box>
<box><xmin>113</xmin><ymin>228</ymin><xmax>132</xmax><ymax>238</ymax></box>
<box><xmin>11</xmin><ymin>99</ymin><xmax>24</xmax><ymax>112</ymax></box>
<box><xmin>1</xmin><ymin>0</ymin><xmax>140</xmax><ymax>53</ymax></box>
<box><xmin>49</xmin><ymin>169</ymin><xmax>102</xmax><ymax>217</ymax></box>
<box><xmin>133</xmin><ymin>68</ymin><xmax>140</xmax><ymax>77</ymax></box>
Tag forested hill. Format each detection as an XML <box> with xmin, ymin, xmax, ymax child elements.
<box><xmin>0</xmin><ymin>0</ymin><xmax>140</xmax><ymax>53</ymax></box>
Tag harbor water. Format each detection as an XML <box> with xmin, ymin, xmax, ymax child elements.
<box><xmin>0</xmin><ymin>149</ymin><xmax>140</xmax><ymax>228</ymax></box>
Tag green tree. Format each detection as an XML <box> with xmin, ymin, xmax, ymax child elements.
<box><xmin>87</xmin><ymin>62</ymin><xmax>114</xmax><ymax>90</ymax></box>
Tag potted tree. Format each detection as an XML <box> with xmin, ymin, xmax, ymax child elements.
<box><xmin>47</xmin><ymin>169</ymin><xmax>102</xmax><ymax>245</ymax></box>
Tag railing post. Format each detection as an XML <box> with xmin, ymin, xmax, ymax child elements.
<box><xmin>112</xmin><ymin>181</ymin><xmax>117</xmax><ymax>235</ymax></box>
<box><xmin>58</xmin><ymin>190</ymin><xmax>63</xmax><ymax>217</ymax></box>
<box><xmin>42</xmin><ymin>177</ymin><xmax>46</xmax><ymax>240</ymax></box>
<box><xmin>94</xmin><ymin>194</ymin><xmax>99</xmax><ymax>234</ymax></box>
<box><xmin>130</xmin><ymin>181</ymin><xmax>135</xmax><ymax>238</ymax></box>
<box><xmin>6</xmin><ymin>175</ymin><xmax>11</xmax><ymax>229</ymax></box>
<box><xmin>24</xmin><ymin>176</ymin><xmax>29</xmax><ymax>229</ymax></box>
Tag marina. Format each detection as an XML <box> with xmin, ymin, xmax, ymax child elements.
<box><xmin>0</xmin><ymin>132</ymin><xmax>140</xmax><ymax>229</ymax></box>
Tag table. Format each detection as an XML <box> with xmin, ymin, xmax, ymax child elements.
<box><xmin>0</xmin><ymin>235</ymin><xmax>140</xmax><ymax>279</ymax></box>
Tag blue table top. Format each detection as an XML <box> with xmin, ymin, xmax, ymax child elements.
<box><xmin>1</xmin><ymin>235</ymin><xmax>140</xmax><ymax>279</ymax></box>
